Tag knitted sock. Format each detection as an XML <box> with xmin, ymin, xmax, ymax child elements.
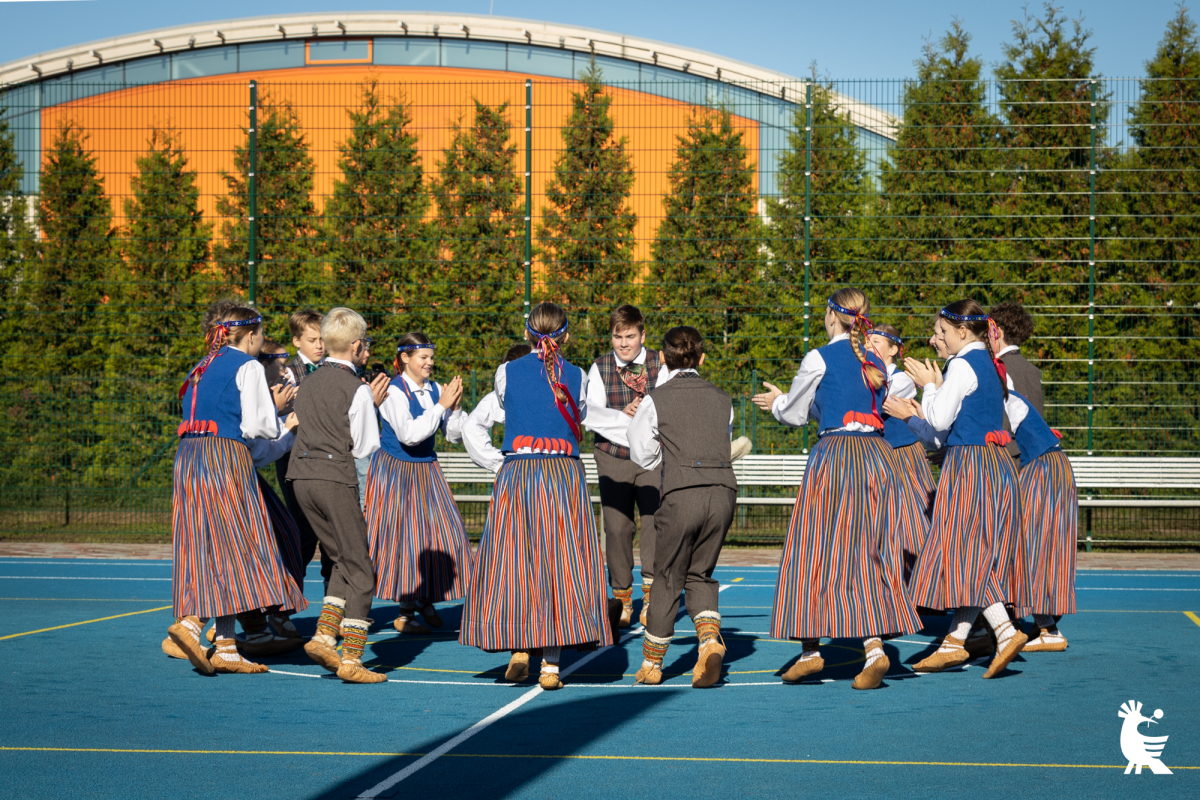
<box><xmin>642</xmin><ymin>631</ymin><xmax>671</xmax><ymax>671</ymax></box>
<box><xmin>341</xmin><ymin>618</ymin><xmax>370</xmax><ymax>664</ymax></box>
<box><xmin>613</xmin><ymin>587</ymin><xmax>633</xmax><ymax>611</ymax></box>
<box><xmin>542</xmin><ymin>646</ymin><xmax>561</xmax><ymax>674</ymax></box>
<box><xmin>694</xmin><ymin>612</ymin><xmax>721</xmax><ymax>645</ymax></box>
<box><xmin>315</xmin><ymin>596</ymin><xmax>346</xmax><ymax>647</ymax></box>
<box><xmin>210</xmin><ymin>616</ymin><xmax>240</xmax><ymax>664</ymax></box>
<box><xmin>949</xmin><ymin>607</ymin><xmax>981</xmax><ymax>641</ymax></box>
<box><xmin>863</xmin><ymin>637</ymin><xmax>884</xmax><ymax>667</ymax></box>
<box><xmin>641</xmin><ymin>582</ymin><xmax>652</xmax><ymax>598</ymax></box>
<box><xmin>799</xmin><ymin>638</ymin><xmax>821</xmax><ymax>661</ymax></box>
<box><xmin>983</xmin><ymin>603</ymin><xmax>1016</xmax><ymax>649</ymax></box>
<box><xmin>1033</xmin><ymin>614</ymin><xmax>1057</xmax><ymax>631</ymax></box>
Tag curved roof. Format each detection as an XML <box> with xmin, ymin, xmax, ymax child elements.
<box><xmin>0</xmin><ymin>11</ymin><xmax>895</xmax><ymax>137</ymax></box>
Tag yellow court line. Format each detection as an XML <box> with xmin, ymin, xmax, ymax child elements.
<box><xmin>0</xmin><ymin>605</ymin><xmax>171</xmax><ymax>641</ymax></box>
<box><xmin>1185</xmin><ymin>611</ymin><xmax>1200</xmax><ymax>628</ymax></box>
<box><xmin>732</xmin><ymin>577</ymin><xmax>744</xmax><ymax>583</ymax></box>
<box><xmin>1</xmin><ymin>746</ymin><xmax>1195</xmax><ymax>770</ymax></box>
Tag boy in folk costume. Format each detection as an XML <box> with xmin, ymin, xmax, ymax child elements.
<box><xmin>627</xmin><ymin>327</ymin><xmax>737</xmax><ymax>688</ymax></box>
<box><xmin>289</xmin><ymin>308</ymin><xmax>390</xmax><ymax>684</ymax></box>
<box><xmin>989</xmin><ymin>302</ymin><xmax>1044</xmax><ymax>468</ymax></box>
<box><xmin>585</xmin><ymin>305</ymin><xmax>665</xmax><ymax>627</ymax></box>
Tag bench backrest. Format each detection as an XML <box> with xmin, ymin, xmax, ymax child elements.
<box><xmin>436</xmin><ymin>452</ymin><xmax>1200</xmax><ymax>490</ymax></box>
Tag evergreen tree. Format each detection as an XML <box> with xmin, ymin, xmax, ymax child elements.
<box><xmin>0</xmin><ymin>108</ymin><xmax>31</xmax><ymax>361</ymax></box>
<box><xmin>214</xmin><ymin>96</ymin><xmax>318</xmax><ymax>339</ymax></box>
<box><xmin>324</xmin><ymin>79</ymin><xmax>432</xmax><ymax>335</ymax></box>
<box><xmin>647</xmin><ymin>106</ymin><xmax>761</xmax><ymax>384</ymax></box>
<box><xmin>879</xmin><ymin>23</ymin><xmax>1004</xmax><ymax>294</ymax></box>
<box><xmin>538</xmin><ymin>61</ymin><xmax>637</xmax><ymax>359</ymax></box>
<box><xmin>429</xmin><ymin>100</ymin><xmax>524</xmax><ymax>375</ymax></box>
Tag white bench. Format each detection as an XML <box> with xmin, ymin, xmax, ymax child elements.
<box><xmin>438</xmin><ymin>452</ymin><xmax>1200</xmax><ymax>508</ymax></box>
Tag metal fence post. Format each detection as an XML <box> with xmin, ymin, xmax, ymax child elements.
<box><xmin>470</xmin><ymin>368</ymin><xmax>478</xmax><ymax>407</ymax></box>
<box><xmin>247</xmin><ymin>80</ymin><xmax>258</xmax><ymax>306</ymax></box>
<box><xmin>524</xmin><ymin>79</ymin><xmax>533</xmax><ymax>319</ymax></box>
<box><xmin>1086</xmin><ymin>79</ymin><xmax>1097</xmax><ymax>456</ymax></box>
<box><xmin>802</xmin><ymin>81</ymin><xmax>813</xmax><ymax>453</ymax></box>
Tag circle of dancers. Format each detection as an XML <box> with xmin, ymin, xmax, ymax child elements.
<box><xmin>164</xmin><ymin>290</ymin><xmax>1076</xmax><ymax>689</ymax></box>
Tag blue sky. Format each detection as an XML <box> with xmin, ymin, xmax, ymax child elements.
<box><xmin>0</xmin><ymin>0</ymin><xmax>1189</xmax><ymax>79</ymax></box>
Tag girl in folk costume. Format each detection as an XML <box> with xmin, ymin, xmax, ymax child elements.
<box><xmin>167</xmin><ymin>302</ymin><xmax>307</xmax><ymax>676</ymax></box>
<box><xmin>459</xmin><ymin>303</ymin><xmax>612</xmax><ymax>690</ymax></box>
<box><xmin>1004</xmin><ymin>385</ymin><xmax>1077</xmax><ymax>652</ymax></box>
<box><xmin>868</xmin><ymin>326</ymin><xmax>935</xmax><ymax>575</ymax></box>
<box><xmin>752</xmin><ymin>289</ymin><xmax>923</xmax><ymax>690</ymax></box>
<box><xmin>367</xmin><ymin>332</ymin><xmax>472</xmax><ymax>634</ymax></box>
<box><xmin>905</xmin><ymin>299</ymin><xmax>1028</xmax><ymax>678</ymax></box>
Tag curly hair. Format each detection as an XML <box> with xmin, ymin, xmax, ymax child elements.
<box><xmin>988</xmin><ymin>302</ymin><xmax>1034</xmax><ymax>346</ymax></box>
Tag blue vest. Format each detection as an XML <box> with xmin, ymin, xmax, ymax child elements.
<box><xmin>946</xmin><ymin>348</ymin><xmax>1005</xmax><ymax>447</ymax></box>
<box><xmin>501</xmin><ymin>352</ymin><xmax>584</xmax><ymax>458</ymax></box>
<box><xmin>180</xmin><ymin>346</ymin><xmax>254</xmax><ymax>446</ymax></box>
<box><xmin>812</xmin><ymin>339</ymin><xmax>886</xmax><ymax>437</ymax></box>
<box><xmin>379</xmin><ymin>377</ymin><xmax>441</xmax><ymax>463</ymax></box>
<box><xmin>1010</xmin><ymin>389</ymin><xmax>1062</xmax><ymax>464</ymax></box>
<box><xmin>882</xmin><ymin>366</ymin><xmax>919</xmax><ymax>448</ymax></box>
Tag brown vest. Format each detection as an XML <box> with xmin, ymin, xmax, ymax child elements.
<box><xmin>649</xmin><ymin>372</ymin><xmax>737</xmax><ymax>496</ymax></box>
<box><xmin>593</xmin><ymin>349</ymin><xmax>663</xmax><ymax>459</ymax></box>
<box><xmin>287</xmin><ymin>364</ymin><xmax>362</xmax><ymax>485</ymax></box>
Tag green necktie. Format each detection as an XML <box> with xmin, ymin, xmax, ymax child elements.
<box><xmin>305</xmin><ymin>363</ymin><xmax>319</xmax><ymax>374</ymax></box>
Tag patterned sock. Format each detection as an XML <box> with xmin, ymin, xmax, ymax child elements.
<box><xmin>983</xmin><ymin>604</ymin><xmax>1016</xmax><ymax>649</ymax></box>
<box><xmin>641</xmin><ymin>582</ymin><xmax>652</xmax><ymax>597</ymax></box>
<box><xmin>542</xmin><ymin>646</ymin><xmax>561</xmax><ymax>674</ymax></box>
<box><xmin>949</xmin><ymin>607</ymin><xmax>981</xmax><ymax>642</ymax></box>
<box><xmin>211</xmin><ymin>615</ymin><xmax>240</xmax><ymax>663</ymax></box>
<box><xmin>642</xmin><ymin>631</ymin><xmax>671</xmax><ymax>668</ymax></box>
<box><xmin>315</xmin><ymin>596</ymin><xmax>346</xmax><ymax>646</ymax></box>
<box><xmin>613</xmin><ymin>587</ymin><xmax>633</xmax><ymax>612</ymax></box>
<box><xmin>694</xmin><ymin>612</ymin><xmax>721</xmax><ymax>645</ymax></box>
<box><xmin>863</xmin><ymin>637</ymin><xmax>884</xmax><ymax>667</ymax></box>
<box><xmin>341</xmin><ymin>618</ymin><xmax>370</xmax><ymax>664</ymax></box>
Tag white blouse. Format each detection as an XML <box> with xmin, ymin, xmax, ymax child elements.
<box><xmin>234</xmin><ymin>359</ymin><xmax>281</xmax><ymax>441</ymax></box>
<box><xmin>769</xmin><ymin>333</ymin><xmax>878</xmax><ymax>434</ymax></box>
<box><xmin>919</xmin><ymin>341</ymin><xmax>987</xmax><ymax>432</ymax></box>
<box><xmin>462</xmin><ymin>391</ymin><xmax>505</xmax><ymax>474</ymax></box>
<box><xmin>583</xmin><ymin>347</ymin><xmax>670</xmax><ymax>448</ymax></box>
<box><xmin>379</xmin><ymin>372</ymin><xmax>465</xmax><ymax>447</ymax></box>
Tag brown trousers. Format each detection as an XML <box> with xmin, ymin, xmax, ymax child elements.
<box><xmin>594</xmin><ymin>448</ymin><xmax>660</xmax><ymax>590</ymax></box>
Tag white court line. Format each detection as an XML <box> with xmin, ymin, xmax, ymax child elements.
<box><xmin>0</xmin><ymin>576</ymin><xmax>171</xmax><ymax>581</ymax></box>
<box><xmin>1077</xmin><ymin>587</ymin><xmax>1200</xmax><ymax>592</ymax></box>
<box><xmin>357</xmin><ymin>627</ymin><xmax>644</xmax><ymax>798</ymax></box>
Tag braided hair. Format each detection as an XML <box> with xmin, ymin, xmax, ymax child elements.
<box><xmin>827</xmin><ymin>288</ymin><xmax>886</xmax><ymax>391</ymax></box>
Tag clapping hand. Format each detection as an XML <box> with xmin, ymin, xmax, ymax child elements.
<box><xmin>438</xmin><ymin>376</ymin><xmax>465</xmax><ymax>410</ymax></box>
<box><xmin>271</xmin><ymin>382</ymin><xmax>297</xmax><ymax>413</ymax></box>
<box><xmin>883</xmin><ymin>396</ymin><xmax>923</xmax><ymax>421</ymax></box>
<box><xmin>752</xmin><ymin>382</ymin><xmax>784</xmax><ymax>412</ymax></box>
<box><xmin>904</xmin><ymin>357</ymin><xmax>943</xmax><ymax>389</ymax></box>
<box><xmin>369</xmin><ymin>372</ymin><xmax>390</xmax><ymax>408</ymax></box>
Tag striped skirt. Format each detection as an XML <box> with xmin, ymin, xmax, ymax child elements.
<box><xmin>171</xmin><ymin>438</ymin><xmax>307</xmax><ymax>618</ymax></box>
<box><xmin>1014</xmin><ymin>449</ymin><xmax>1078</xmax><ymax>616</ymax></box>
<box><xmin>770</xmin><ymin>434</ymin><xmax>922</xmax><ymax>640</ymax></box>
<box><xmin>366</xmin><ymin>451</ymin><xmax>474</xmax><ymax>603</ymax></box>
<box><xmin>894</xmin><ymin>443</ymin><xmax>936</xmax><ymax>521</ymax></box>
<box><xmin>256</xmin><ymin>473</ymin><xmax>305</xmax><ymax>599</ymax></box>
<box><xmin>909</xmin><ymin>445</ymin><xmax>1021</xmax><ymax>610</ymax></box>
<box><xmin>459</xmin><ymin>456</ymin><xmax>611</xmax><ymax>652</ymax></box>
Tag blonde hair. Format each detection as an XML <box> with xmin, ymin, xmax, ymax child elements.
<box><xmin>828</xmin><ymin>287</ymin><xmax>886</xmax><ymax>391</ymax></box>
<box><xmin>321</xmin><ymin>307</ymin><xmax>367</xmax><ymax>353</ymax></box>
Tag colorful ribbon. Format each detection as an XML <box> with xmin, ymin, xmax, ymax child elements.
<box><xmin>526</xmin><ymin>317</ymin><xmax>582</xmax><ymax>442</ymax></box>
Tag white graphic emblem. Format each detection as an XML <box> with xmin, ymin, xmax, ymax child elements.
<box><xmin>1119</xmin><ymin>700</ymin><xmax>1172</xmax><ymax>775</ymax></box>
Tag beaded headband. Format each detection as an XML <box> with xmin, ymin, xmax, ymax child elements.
<box><xmin>224</xmin><ymin>315</ymin><xmax>262</xmax><ymax>328</ymax></box>
<box><xmin>397</xmin><ymin>343</ymin><xmax>435</xmax><ymax>352</ymax></box>
<box><xmin>526</xmin><ymin>317</ymin><xmax>569</xmax><ymax>339</ymax></box>
<box><xmin>868</xmin><ymin>329</ymin><xmax>903</xmax><ymax>346</ymax></box>
<box><xmin>827</xmin><ymin>298</ymin><xmax>860</xmax><ymax>317</ymax></box>
<box><xmin>939</xmin><ymin>308</ymin><xmax>988</xmax><ymax>323</ymax></box>
<box><xmin>261</xmin><ymin>351</ymin><xmax>289</xmax><ymax>360</ymax></box>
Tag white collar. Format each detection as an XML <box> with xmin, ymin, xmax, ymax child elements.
<box><xmin>325</xmin><ymin>356</ymin><xmax>356</xmax><ymax>369</ymax></box>
<box><xmin>829</xmin><ymin>332</ymin><xmax>850</xmax><ymax>344</ymax></box>
<box><xmin>957</xmin><ymin>341</ymin><xmax>987</xmax><ymax>356</ymax></box>
<box><xmin>997</xmin><ymin>345</ymin><xmax>1020</xmax><ymax>357</ymax></box>
<box><xmin>299</xmin><ymin>352</ymin><xmax>318</xmax><ymax>366</ymax></box>
<box><xmin>887</xmin><ymin>363</ymin><xmax>898</xmax><ymax>375</ymax></box>
<box><xmin>660</xmin><ymin>366</ymin><xmax>699</xmax><ymax>384</ymax></box>
<box><xmin>401</xmin><ymin>372</ymin><xmax>432</xmax><ymax>393</ymax></box>
<box><xmin>613</xmin><ymin>346</ymin><xmax>647</xmax><ymax>369</ymax></box>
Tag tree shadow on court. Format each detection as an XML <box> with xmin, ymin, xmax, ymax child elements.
<box><xmin>312</xmin><ymin>690</ymin><xmax>677</xmax><ymax>800</ymax></box>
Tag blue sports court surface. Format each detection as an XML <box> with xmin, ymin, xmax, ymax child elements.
<box><xmin>1</xmin><ymin>557</ymin><xmax>1196</xmax><ymax>799</ymax></box>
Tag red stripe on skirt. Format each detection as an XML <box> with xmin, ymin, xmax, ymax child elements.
<box><xmin>459</xmin><ymin>456</ymin><xmax>610</xmax><ymax>651</ymax></box>
<box><xmin>256</xmin><ymin>474</ymin><xmax>305</xmax><ymax>602</ymax></box>
<box><xmin>894</xmin><ymin>442</ymin><xmax>936</xmax><ymax>530</ymax></box>
<box><xmin>172</xmin><ymin>438</ymin><xmax>307</xmax><ymax>618</ymax></box>
<box><xmin>1014</xmin><ymin>449</ymin><xmax>1077</xmax><ymax>615</ymax></box>
<box><xmin>909</xmin><ymin>444</ymin><xmax>1020</xmax><ymax>610</ymax></box>
<box><xmin>366</xmin><ymin>451</ymin><xmax>474</xmax><ymax>603</ymax></box>
<box><xmin>770</xmin><ymin>434</ymin><xmax>922</xmax><ymax>640</ymax></box>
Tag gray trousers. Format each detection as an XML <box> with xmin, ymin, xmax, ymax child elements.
<box><xmin>292</xmin><ymin>479</ymin><xmax>375</xmax><ymax>621</ymax></box>
<box><xmin>645</xmin><ymin>485</ymin><xmax>736</xmax><ymax>640</ymax></box>
<box><xmin>594</xmin><ymin>448</ymin><xmax>660</xmax><ymax>590</ymax></box>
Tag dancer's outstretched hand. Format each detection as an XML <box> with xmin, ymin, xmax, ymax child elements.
<box><xmin>751</xmin><ymin>382</ymin><xmax>784</xmax><ymax>412</ymax></box>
